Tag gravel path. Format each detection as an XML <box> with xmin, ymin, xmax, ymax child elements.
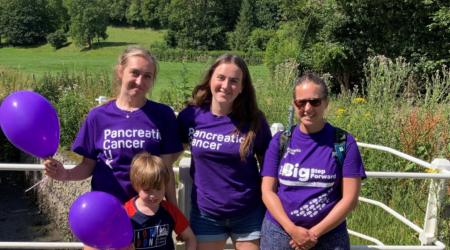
<box><xmin>0</xmin><ymin>171</ymin><xmax>65</xmax><ymax>249</ymax></box>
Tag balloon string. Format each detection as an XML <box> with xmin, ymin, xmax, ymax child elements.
<box><xmin>25</xmin><ymin>175</ymin><xmax>48</xmax><ymax>192</ymax></box>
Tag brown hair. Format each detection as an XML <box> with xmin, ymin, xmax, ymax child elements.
<box><xmin>190</xmin><ymin>54</ymin><xmax>263</xmax><ymax>161</ymax></box>
<box><xmin>103</xmin><ymin>46</ymin><xmax>158</xmax><ymax>104</ymax></box>
<box><xmin>293</xmin><ymin>73</ymin><xmax>329</xmax><ymax>100</ymax></box>
<box><xmin>130</xmin><ymin>152</ymin><xmax>169</xmax><ymax>191</ymax></box>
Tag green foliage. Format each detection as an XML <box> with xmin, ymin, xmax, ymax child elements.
<box><xmin>247</xmin><ymin>28</ymin><xmax>276</xmax><ymax>52</ymax></box>
<box><xmin>150</xmin><ymin>47</ymin><xmax>265</xmax><ymax>66</ymax></box>
<box><xmin>254</xmin><ymin>0</ymin><xmax>282</xmax><ymax>30</ymax></box>
<box><xmin>1</xmin><ymin>0</ymin><xmax>52</xmax><ymax>45</ymax></box>
<box><xmin>46</xmin><ymin>30</ymin><xmax>68</xmax><ymax>49</ymax></box>
<box><xmin>46</xmin><ymin>0</ymin><xmax>70</xmax><ymax>32</ymax></box>
<box><xmin>107</xmin><ymin>0</ymin><xmax>130</xmax><ymax>26</ymax></box>
<box><xmin>33</xmin><ymin>68</ymin><xmax>113</xmax><ymax>147</ymax></box>
<box><xmin>165</xmin><ymin>0</ymin><xmax>241</xmax><ymax>50</ymax></box>
<box><xmin>334</xmin><ymin>0</ymin><xmax>450</xmax><ymax>79</ymax></box>
<box><xmin>228</xmin><ymin>0</ymin><xmax>256</xmax><ymax>51</ymax></box>
<box><xmin>67</xmin><ymin>0</ymin><xmax>109</xmax><ymax>47</ymax></box>
<box><xmin>159</xmin><ymin>63</ymin><xmax>192</xmax><ymax>112</ymax></box>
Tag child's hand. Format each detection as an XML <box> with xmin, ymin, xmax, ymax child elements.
<box><xmin>176</xmin><ymin>234</ymin><xmax>185</xmax><ymax>242</ymax></box>
<box><xmin>43</xmin><ymin>156</ymin><xmax>68</xmax><ymax>181</ymax></box>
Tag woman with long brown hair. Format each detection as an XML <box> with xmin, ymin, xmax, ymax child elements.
<box><xmin>176</xmin><ymin>54</ymin><xmax>272</xmax><ymax>250</ymax></box>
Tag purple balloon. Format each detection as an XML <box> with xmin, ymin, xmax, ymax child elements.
<box><xmin>0</xmin><ymin>90</ymin><xmax>60</xmax><ymax>158</ymax></box>
<box><xmin>69</xmin><ymin>191</ymin><xmax>133</xmax><ymax>249</ymax></box>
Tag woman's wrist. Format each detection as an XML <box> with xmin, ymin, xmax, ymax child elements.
<box><xmin>64</xmin><ymin>168</ymin><xmax>72</xmax><ymax>183</ymax></box>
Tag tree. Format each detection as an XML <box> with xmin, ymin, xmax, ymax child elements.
<box><xmin>108</xmin><ymin>0</ymin><xmax>130</xmax><ymax>26</ymax></box>
<box><xmin>333</xmin><ymin>0</ymin><xmax>450</xmax><ymax>75</ymax></box>
<box><xmin>67</xmin><ymin>0</ymin><xmax>109</xmax><ymax>47</ymax></box>
<box><xmin>46</xmin><ymin>0</ymin><xmax>70</xmax><ymax>32</ymax></box>
<box><xmin>166</xmin><ymin>0</ymin><xmax>241</xmax><ymax>50</ymax></box>
<box><xmin>1</xmin><ymin>0</ymin><xmax>52</xmax><ymax>45</ymax></box>
<box><xmin>255</xmin><ymin>0</ymin><xmax>282</xmax><ymax>30</ymax></box>
<box><xmin>228</xmin><ymin>0</ymin><xmax>256</xmax><ymax>51</ymax></box>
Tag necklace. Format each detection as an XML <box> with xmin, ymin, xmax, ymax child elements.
<box><xmin>116</xmin><ymin>101</ymin><xmax>146</xmax><ymax>118</ymax></box>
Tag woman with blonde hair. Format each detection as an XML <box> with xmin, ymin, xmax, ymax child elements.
<box><xmin>44</xmin><ymin>46</ymin><xmax>183</xmax><ymax>249</ymax></box>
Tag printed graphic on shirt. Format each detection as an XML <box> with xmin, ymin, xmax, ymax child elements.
<box><xmin>279</xmin><ymin>148</ymin><xmax>336</xmax><ymax>188</ymax></box>
<box><xmin>290</xmin><ymin>187</ymin><xmax>333</xmax><ymax>218</ymax></box>
<box><xmin>283</xmin><ymin>147</ymin><xmax>301</xmax><ymax>159</ymax></box>
<box><xmin>187</xmin><ymin>127</ymin><xmax>244</xmax><ymax>151</ymax></box>
<box><xmin>134</xmin><ymin>224</ymin><xmax>169</xmax><ymax>249</ymax></box>
<box><xmin>101</xmin><ymin>128</ymin><xmax>162</xmax><ymax>169</ymax></box>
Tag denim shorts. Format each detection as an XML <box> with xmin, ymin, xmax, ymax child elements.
<box><xmin>190</xmin><ymin>204</ymin><xmax>266</xmax><ymax>242</ymax></box>
<box><xmin>260</xmin><ymin>217</ymin><xmax>350</xmax><ymax>250</ymax></box>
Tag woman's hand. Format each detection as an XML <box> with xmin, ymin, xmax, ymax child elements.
<box><xmin>287</xmin><ymin>225</ymin><xmax>317</xmax><ymax>250</ymax></box>
<box><xmin>43</xmin><ymin>156</ymin><xmax>68</xmax><ymax>181</ymax></box>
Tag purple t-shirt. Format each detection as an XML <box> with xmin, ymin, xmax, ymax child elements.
<box><xmin>72</xmin><ymin>100</ymin><xmax>183</xmax><ymax>203</ymax></box>
<box><xmin>177</xmin><ymin>104</ymin><xmax>272</xmax><ymax>218</ymax></box>
<box><xmin>261</xmin><ymin>123</ymin><xmax>366</xmax><ymax>236</ymax></box>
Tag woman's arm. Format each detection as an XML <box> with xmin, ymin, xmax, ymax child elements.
<box><xmin>309</xmin><ymin>177</ymin><xmax>362</xmax><ymax>237</ymax></box>
<box><xmin>160</xmin><ymin>154</ymin><xmax>178</xmax><ymax>205</ymax></box>
<box><xmin>172</xmin><ymin>143</ymin><xmax>189</xmax><ymax>162</ymax></box>
<box><xmin>179</xmin><ymin>226</ymin><xmax>197</xmax><ymax>250</ymax></box>
<box><xmin>262</xmin><ymin>176</ymin><xmax>317</xmax><ymax>249</ymax></box>
<box><xmin>44</xmin><ymin>156</ymin><xmax>96</xmax><ymax>182</ymax></box>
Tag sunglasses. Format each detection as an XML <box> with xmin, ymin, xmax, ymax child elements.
<box><xmin>293</xmin><ymin>98</ymin><xmax>325</xmax><ymax>108</ymax></box>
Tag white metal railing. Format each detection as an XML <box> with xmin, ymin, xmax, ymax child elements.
<box><xmin>0</xmin><ymin>123</ymin><xmax>449</xmax><ymax>250</ymax></box>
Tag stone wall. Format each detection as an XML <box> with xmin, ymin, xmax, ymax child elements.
<box><xmin>21</xmin><ymin>151</ymin><xmax>91</xmax><ymax>242</ymax></box>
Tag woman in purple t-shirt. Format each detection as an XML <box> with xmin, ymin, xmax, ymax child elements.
<box><xmin>260</xmin><ymin>73</ymin><xmax>366</xmax><ymax>250</ymax></box>
<box><xmin>176</xmin><ymin>54</ymin><xmax>272</xmax><ymax>250</ymax></box>
<box><xmin>43</xmin><ymin>47</ymin><xmax>183</xmax><ymax>248</ymax></box>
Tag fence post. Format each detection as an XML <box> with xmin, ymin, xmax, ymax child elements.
<box><xmin>95</xmin><ymin>96</ymin><xmax>107</xmax><ymax>105</ymax></box>
<box><xmin>271</xmin><ymin>123</ymin><xmax>285</xmax><ymax>136</ymax></box>
<box><xmin>178</xmin><ymin>158</ymin><xmax>192</xmax><ymax>220</ymax></box>
<box><xmin>419</xmin><ymin>158</ymin><xmax>450</xmax><ymax>245</ymax></box>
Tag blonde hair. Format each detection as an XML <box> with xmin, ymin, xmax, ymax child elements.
<box><xmin>103</xmin><ymin>46</ymin><xmax>158</xmax><ymax>104</ymax></box>
<box><xmin>130</xmin><ymin>152</ymin><xmax>169</xmax><ymax>191</ymax></box>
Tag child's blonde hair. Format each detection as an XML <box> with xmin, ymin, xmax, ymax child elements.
<box><xmin>130</xmin><ymin>152</ymin><xmax>169</xmax><ymax>191</ymax></box>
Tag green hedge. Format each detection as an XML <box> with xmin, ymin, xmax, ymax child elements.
<box><xmin>151</xmin><ymin>48</ymin><xmax>265</xmax><ymax>66</ymax></box>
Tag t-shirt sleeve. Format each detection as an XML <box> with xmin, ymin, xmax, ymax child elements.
<box><xmin>254</xmin><ymin>115</ymin><xmax>273</xmax><ymax>157</ymax></box>
<box><xmin>342</xmin><ymin>133</ymin><xmax>366</xmax><ymax>179</ymax></box>
<box><xmin>124</xmin><ymin>198</ymin><xmax>137</xmax><ymax>217</ymax></box>
<box><xmin>260</xmin><ymin>131</ymin><xmax>282</xmax><ymax>177</ymax></box>
<box><xmin>160</xmin><ymin>104</ymin><xmax>183</xmax><ymax>154</ymax></box>
<box><xmin>161</xmin><ymin>201</ymin><xmax>190</xmax><ymax>234</ymax></box>
<box><xmin>71</xmin><ymin>110</ymin><xmax>97</xmax><ymax>160</ymax></box>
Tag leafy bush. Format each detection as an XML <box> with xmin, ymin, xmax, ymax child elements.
<box><xmin>46</xmin><ymin>30</ymin><xmax>67</xmax><ymax>49</ymax></box>
<box><xmin>150</xmin><ymin>47</ymin><xmax>265</xmax><ymax>66</ymax></box>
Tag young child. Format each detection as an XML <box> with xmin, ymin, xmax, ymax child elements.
<box><xmin>124</xmin><ymin>152</ymin><xmax>196</xmax><ymax>250</ymax></box>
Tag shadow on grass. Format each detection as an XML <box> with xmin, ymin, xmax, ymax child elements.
<box><xmin>80</xmin><ymin>42</ymin><xmax>137</xmax><ymax>52</ymax></box>
<box><xmin>57</xmin><ymin>42</ymin><xmax>73</xmax><ymax>50</ymax></box>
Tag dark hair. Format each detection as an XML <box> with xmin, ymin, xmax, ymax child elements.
<box><xmin>293</xmin><ymin>73</ymin><xmax>329</xmax><ymax>100</ymax></box>
<box><xmin>190</xmin><ymin>54</ymin><xmax>263</xmax><ymax>161</ymax></box>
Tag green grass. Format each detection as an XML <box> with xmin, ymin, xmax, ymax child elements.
<box><xmin>0</xmin><ymin>26</ymin><xmax>270</xmax><ymax>101</ymax></box>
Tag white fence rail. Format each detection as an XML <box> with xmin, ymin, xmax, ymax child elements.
<box><xmin>0</xmin><ymin>123</ymin><xmax>449</xmax><ymax>249</ymax></box>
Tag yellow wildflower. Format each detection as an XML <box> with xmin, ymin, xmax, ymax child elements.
<box><xmin>337</xmin><ymin>108</ymin><xmax>346</xmax><ymax>114</ymax></box>
<box><xmin>336</xmin><ymin>115</ymin><xmax>341</xmax><ymax>120</ymax></box>
<box><xmin>364</xmin><ymin>113</ymin><xmax>371</xmax><ymax>118</ymax></box>
<box><xmin>355</xmin><ymin>137</ymin><xmax>359</xmax><ymax>141</ymax></box>
<box><xmin>352</xmin><ymin>97</ymin><xmax>367</xmax><ymax>104</ymax></box>
<box><xmin>425</xmin><ymin>168</ymin><xmax>439</xmax><ymax>173</ymax></box>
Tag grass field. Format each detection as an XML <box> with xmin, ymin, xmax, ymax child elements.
<box><xmin>0</xmin><ymin>27</ymin><xmax>270</xmax><ymax>100</ymax></box>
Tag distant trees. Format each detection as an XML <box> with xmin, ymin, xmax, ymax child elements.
<box><xmin>1</xmin><ymin>0</ymin><xmax>52</xmax><ymax>45</ymax></box>
<box><xmin>165</xmin><ymin>0</ymin><xmax>241</xmax><ymax>50</ymax></box>
<box><xmin>67</xmin><ymin>0</ymin><xmax>109</xmax><ymax>47</ymax></box>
